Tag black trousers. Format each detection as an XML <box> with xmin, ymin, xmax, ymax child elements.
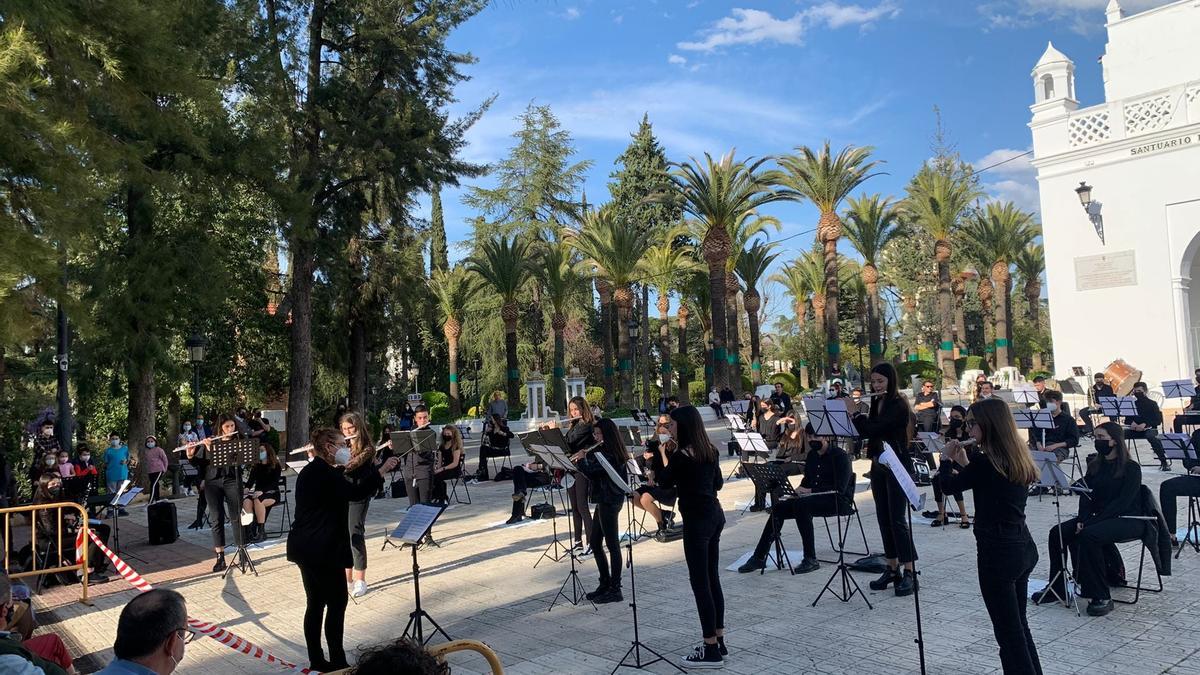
<box><xmin>432</xmin><ymin>467</ymin><xmax>460</xmax><ymax>502</ymax></box>
<box><xmin>870</xmin><ymin>460</ymin><xmax>917</xmax><ymax>563</ymax></box>
<box><xmin>590</xmin><ymin>501</ymin><xmax>623</xmax><ymax>587</ymax></box>
<box><xmin>204</xmin><ymin>477</ymin><xmax>243</xmax><ymax>549</ymax></box>
<box><xmin>1047</xmin><ymin>516</ymin><xmax>1143</xmax><ymax>600</ymax></box>
<box><xmin>1160</xmin><ymin>475</ymin><xmax>1200</xmax><ymax>532</ymax></box>
<box><xmin>1174</xmin><ymin>413</ymin><xmax>1200</xmax><ymax>433</ymax></box>
<box><xmin>1125</xmin><ymin>428</ymin><xmax>1166</xmax><ymax>462</ymax></box>
<box><xmin>405</xmin><ymin>467</ymin><xmax>432</xmax><ymax>508</ymax></box>
<box><xmin>682</xmin><ymin>507</ymin><xmax>726</xmax><ymax>639</ymax></box>
<box><xmin>977</xmin><ymin>538</ymin><xmax>1042</xmax><ymax>675</ymax></box>
<box><xmin>751</xmin><ymin>461</ymin><xmax>803</xmax><ymax>507</ymax></box>
<box><xmin>512</xmin><ymin>466</ymin><xmax>550</xmax><ymax>495</ymax></box>
<box><xmin>475</xmin><ymin>446</ymin><xmax>509</xmax><ymax>476</ymax></box>
<box><xmin>569</xmin><ymin>474</ymin><xmax>593</xmax><ymax>546</ymax></box>
<box><xmin>932</xmin><ymin>464</ymin><xmax>964</xmax><ymax>504</ymax></box>
<box><xmin>297</xmin><ymin>562</ymin><xmax>348</xmax><ymax>666</ymax></box>
<box><xmin>1078</xmin><ymin>408</ymin><xmax>1100</xmax><ymax>435</ymax></box>
<box><xmin>750</xmin><ymin>493</ymin><xmax>838</xmax><ymax>560</ymax></box>
<box><xmin>348</xmin><ymin>499</ymin><xmax>369</xmax><ymax>571</ymax></box>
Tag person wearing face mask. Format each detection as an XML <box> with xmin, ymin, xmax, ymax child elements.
<box><xmin>242</xmin><ymin>444</ymin><xmax>282</xmax><ymax>544</ymax></box>
<box><xmin>287</xmin><ymin>428</ymin><xmax>397</xmax><ymax>672</ymax></box>
<box><xmin>55</xmin><ymin>450</ymin><xmax>76</xmax><ymax>479</ymax></box>
<box><xmin>939</xmin><ymin>399</ymin><xmax>1042</xmax><ymax>675</ymax></box>
<box><xmin>192</xmin><ymin>416</ymin><xmax>208</xmax><ymax>440</ymax></box>
<box><xmin>929</xmin><ymin>406</ymin><xmax>971</xmax><ymax>529</ymax></box>
<box><xmin>96</xmin><ymin>589</ymin><xmax>190</xmax><ymax>675</ymax></box>
<box><xmin>103</xmin><ymin>432</ymin><xmax>130</xmax><ymax>516</ymax></box>
<box><xmin>977</xmin><ymin>381</ymin><xmax>996</xmax><ymax>400</ymax></box>
<box><xmin>72</xmin><ymin>444</ymin><xmax>99</xmax><ymax>491</ymax></box>
<box><xmin>339</xmin><ymin>412</ymin><xmax>388</xmax><ymax>598</ymax></box>
<box><xmin>33</xmin><ymin>420</ymin><xmax>61</xmax><ymax>458</ymax></box>
<box><xmin>1032</xmin><ymin>422</ymin><xmax>1144</xmax><ymax>617</ymax></box>
<box><xmin>1031</xmin><ymin>391</ymin><xmax>1079</xmax><ymax>463</ymax></box>
<box><xmin>0</xmin><ymin>572</ymin><xmax>72</xmax><ymax>674</ymax></box>
<box><xmin>143</xmin><ymin>436</ymin><xmax>168</xmax><ymax>503</ymax></box>
<box><xmin>188</xmin><ymin>415</ymin><xmax>246</xmax><ymax>573</ymax></box>
<box><xmin>737</xmin><ymin>422</ymin><xmax>853</xmax><ymax>575</ymax></box>
<box><xmin>431</xmin><ymin>425</ymin><xmax>464</xmax><ymax>505</ymax></box>
<box><xmin>631</xmin><ymin>415</ymin><xmax>679</xmax><ymax>538</ymax></box>
<box><xmin>32</xmin><ymin>473</ymin><xmax>111</xmax><ymax>583</ymax></box>
<box><xmin>1123</xmin><ymin>381</ymin><xmax>1169</xmax><ymax>471</ymax></box>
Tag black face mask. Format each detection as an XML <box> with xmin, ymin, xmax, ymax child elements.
<box><xmin>808</xmin><ymin>440</ymin><xmax>822</xmax><ymax>452</ymax></box>
<box><xmin>1094</xmin><ymin>439</ymin><xmax>1111</xmax><ymax>453</ymax></box>
<box><xmin>1134</xmin><ymin>391</ymin><xmax>1146</xmax><ymax>399</ymax></box>
<box><xmin>948</xmin><ymin>418</ymin><xmax>963</xmax><ymax>428</ymax></box>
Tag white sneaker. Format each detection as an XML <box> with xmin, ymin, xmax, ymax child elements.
<box><xmin>240</xmin><ymin>510</ymin><xmax>254</xmax><ymax>526</ymax></box>
<box><xmin>351</xmin><ymin>580</ymin><xmax>368</xmax><ymax>598</ymax></box>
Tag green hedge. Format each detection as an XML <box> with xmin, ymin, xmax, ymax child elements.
<box><xmin>769</xmin><ymin>372</ymin><xmax>799</xmax><ymax>394</ymax></box>
<box><xmin>422</xmin><ymin>391</ymin><xmax>449</xmax><ymax>409</ymax></box>
<box><xmin>585</xmin><ymin>386</ymin><xmax>605</xmax><ymax>408</ymax></box>
<box><xmin>688</xmin><ymin>380</ymin><xmax>708</xmax><ymax>404</ymax></box>
<box><xmin>955</xmin><ymin>356</ymin><xmax>990</xmax><ymax>377</ymax></box>
<box><xmin>897</xmin><ymin>360</ymin><xmax>941</xmax><ymax>385</ymax></box>
<box><xmin>429</xmin><ymin>403</ymin><xmax>450</xmax><ymax>424</ymax></box>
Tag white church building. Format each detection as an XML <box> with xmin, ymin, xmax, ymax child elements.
<box><xmin>1031</xmin><ymin>0</ymin><xmax>1200</xmax><ymax>392</ymax></box>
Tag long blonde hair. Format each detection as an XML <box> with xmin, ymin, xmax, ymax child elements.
<box><xmin>338</xmin><ymin>411</ymin><xmax>375</xmax><ymax>471</ymax></box>
<box><xmin>968</xmin><ymin>399</ymin><xmax>1039</xmax><ymax>485</ymax></box>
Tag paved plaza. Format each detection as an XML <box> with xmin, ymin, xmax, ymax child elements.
<box><xmin>31</xmin><ymin>420</ymin><xmax>1200</xmax><ymax>674</ymax></box>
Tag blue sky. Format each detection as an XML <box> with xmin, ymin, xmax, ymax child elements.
<box><xmin>429</xmin><ymin>0</ymin><xmax>1172</xmax><ymax>311</ymax></box>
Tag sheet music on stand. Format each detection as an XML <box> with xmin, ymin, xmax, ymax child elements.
<box><xmin>724</xmin><ymin>400</ymin><xmax>749</xmax><ymax>415</ymax></box>
<box><xmin>285</xmin><ymin>459</ymin><xmax>309</xmax><ymax>473</ymax></box>
<box><xmin>741</xmin><ymin>462</ymin><xmax>798</xmax><ymax>500</ymax></box>
<box><xmin>618</xmin><ymin>426</ymin><xmax>643</xmax><ymax>449</ymax></box>
<box><xmin>725</xmin><ymin>414</ymin><xmax>746</xmax><ymax>431</ymax></box>
<box><xmin>1099</xmin><ymin>396</ymin><xmax>1138</xmax><ymax>418</ymax></box>
<box><xmin>391</xmin><ymin>428</ymin><xmax>438</xmax><ymax>458</ymax></box>
<box><xmin>390</xmin><ymin>504</ymin><xmax>445</xmax><ymax>544</ymax></box>
<box><xmin>1013</xmin><ymin>408</ymin><xmax>1055</xmax><ymax>430</ymax></box>
<box><xmin>916</xmin><ymin>431</ymin><xmax>945</xmax><ymax>455</ymax></box>
<box><xmin>806</xmin><ymin>398</ymin><xmax>858</xmax><ymax>438</ymax></box>
<box><xmin>1163</xmin><ymin>379</ymin><xmax>1197</xmax><ymax>399</ymax></box>
<box><xmin>109</xmin><ymin>480</ymin><xmax>143</xmax><ymax>508</ymax></box>
<box><xmin>1161</xmin><ymin>433</ymin><xmax>1198</xmax><ymax>464</ymax></box>
<box><xmin>878</xmin><ymin>444</ymin><xmax>924</xmax><ymax>510</ymax></box>
<box><xmin>1031</xmin><ymin>450</ymin><xmax>1074</xmax><ymax>490</ymax></box>
<box><xmin>519</xmin><ymin>431</ymin><xmax>576</xmax><ymax>473</ymax></box>
<box><xmin>1012</xmin><ymin>386</ymin><xmax>1040</xmax><ymax>406</ymax></box>
<box><xmin>595</xmin><ymin>453</ymin><xmax>635</xmax><ymax>496</ymax></box>
<box><xmin>732</xmin><ymin>431</ymin><xmax>771</xmax><ymax>457</ymax></box>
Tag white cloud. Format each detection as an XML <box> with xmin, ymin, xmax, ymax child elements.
<box><xmin>678</xmin><ymin>2</ymin><xmax>900</xmax><ymax>52</ymax></box>
<box><xmin>562</xmin><ymin>7</ymin><xmax>581</xmax><ymax>20</ymax></box>
<box><xmin>981</xmin><ymin>0</ymin><xmax>1172</xmax><ymax>31</ymax></box>
<box><xmin>668</xmin><ymin>54</ymin><xmax>688</xmax><ymax>66</ymax></box>
<box><xmin>973</xmin><ymin>147</ymin><xmax>1041</xmax><ymax>213</ymax></box>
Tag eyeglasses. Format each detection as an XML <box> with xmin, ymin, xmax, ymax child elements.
<box><xmin>963</xmin><ymin>419</ymin><xmax>978</xmax><ymax>429</ymax></box>
<box><xmin>177</xmin><ymin>628</ymin><xmax>198</xmax><ymax>644</ymax></box>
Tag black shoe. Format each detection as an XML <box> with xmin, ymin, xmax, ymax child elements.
<box><xmin>930</xmin><ymin>518</ymin><xmax>944</xmax><ymax>528</ymax></box>
<box><xmin>717</xmin><ymin>637</ymin><xmax>728</xmax><ymax>657</ymax></box>
<box><xmin>594</xmin><ymin>586</ymin><xmax>623</xmax><ymax>604</ymax></box>
<box><xmin>212</xmin><ymin>556</ymin><xmax>227</xmax><ymax>573</ymax></box>
<box><xmin>254</xmin><ymin>524</ymin><xmax>268</xmax><ymax>542</ymax></box>
<box><xmin>662</xmin><ymin>510</ymin><xmax>676</xmax><ymax>528</ymax></box>
<box><xmin>748</xmin><ymin>503</ymin><xmax>766</xmax><ymax>513</ymax></box>
<box><xmin>737</xmin><ymin>557</ymin><xmax>766</xmax><ymax>573</ymax></box>
<box><xmin>1160</xmin><ymin>461</ymin><xmax>1172</xmax><ymax>472</ymax></box>
<box><xmin>1031</xmin><ymin>586</ymin><xmax>1066</xmax><ymax>605</ymax></box>
<box><xmin>894</xmin><ymin>570</ymin><xmax>916</xmax><ymax>597</ymax></box>
<box><xmin>1086</xmin><ymin>598</ymin><xmax>1115</xmax><ymax>616</ymax></box>
<box><xmin>308</xmin><ymin>658</ymin><xmax>333</xmax><ymax>673</ymax></box>
<box><xmin>680</xmin><ymin>643</ymin><xmax>723</xmax><ymax>669</ymax></box>
<box><xmin>869</xmin><ymin>569</ymin><xmax>900</xmax><ymax>591</ymax></box>
<box><xmin>586</xmin><ymin>583</ymin><xmax>609</xmax><ymax>600</ymax></box>
<box><xmin>793</xmin><ymin>558</ymin><xmax>820</xmax><ymax>574</ymax></box>
<box><xmin>187</xmin><ymin>518</ymin><xmax>203</xmax><ymax>530</ymax></box>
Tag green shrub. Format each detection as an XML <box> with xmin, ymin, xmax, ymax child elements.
<box><xmin>585</xmin><ymin>386</ymin><xmax>606</xmax><ymax>407</ymax></box>
<box><xmin>429</xmin><ymin>403</ymin><xmax>450</xmax><ymax>424</ymax></box>
<box><xmin>897</xmin><ymin>360</ymin><xmax>941</xmax><ymax>385</ymax></box>
<box><xmin>422</xmin><ymin>391</ymin><xmax>449</xmax><ymax>409</ymax></box>
<box><xmin>1028</xmin><ymin>369</ymin><xmax>1052</xmax><ymax>381</ymax></box>
<box><xmin>769</xmin><ymin>372</ymin><xmax>799</xmax><ymax>394</ymax></box>
<box><xmin>604</xmin><ymin>407</ymin><xmax>634</xmax><ymax>418</ymax></box>
<box><xmin>740</xmin><ymin>374</ymin><xmax>753</xmax><ymax>393</ymax></box>
<box><xmin>955</xmin><ymin>356</ymin><xmax>990</xmax><ymax>377</ymax></box>
<box><xmin>688</xmin><ymin>380</ymin><xmax>708</xmax><ymax>404</ymax></box>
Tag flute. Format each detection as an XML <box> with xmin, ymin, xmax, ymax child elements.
<box><xmin>173</xmin><ymin>431</ymin><xmax>237</xmax><ymax>454</ymax></box>
<box><xmin>288</xmin><ymin>433</ymin><xmax>358</xmax><ymax>456</ymax></box>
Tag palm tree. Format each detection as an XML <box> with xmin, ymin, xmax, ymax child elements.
<box><xmin>773</xmin><ymin>141</ymin><xmax>883</xmax><ymax>374</ymax></box>
<box><xmin>567</xmin><ymin>205</ymin><xmax>652</xmax><ymax>406</ymax></box>
<box><xmin>903</xmin><ymin>163</ymin><xmax>982</xmax><ymax>385</ymax></box>
<box><xmin>772</xmin><ymin>249</ymin><xmax>829</xmax><ymax>379</ymax></box>
<box><xmin>468</xmin><ymin>235</ymin><xmax>532</xmax><ymax>407</ymax></box>
<box><xmin>596</xmin><ymin>278</ymin><xmax>615</xmax><ymax>407</ymax></box>
<box><xmin>951</xmin><ymin>265</ymin><xmax>976</xmax><ymax>356</ymax></box>
<box><xmin>1015</xmin><ymin>243</ymin><xmax>1046</xmax><ymax>369</ymax></box>
<box><xmin>534</xmin><ymin>237</ymin><xmax>589</xmax><ymax>413</ymax></box>
<box><xmin>429</xmin><ymin>266</ymin><xmax>476</xmax><ymax>418</ymax></box>
<box><xmin>963</xmin><ymin>202</ymin><xmax>1038</xmax><ymax>368</ymax></box>
<box><xmin>641</xmin><ymin>230</ymin><xmax>701</xmax><ymax>399</ymax></box>
<box><xmin>842</xmin><ymin>194</ymin><xmax>902</xmax><ymax>366</ymax></box>
<box><xmin>735</xmin><ymin>240</ymin><xmax>779</xmax><ymax>384</ymax></box>
<box><xmin>668</xmin><ymin>151</ymin><xmax>782</xmax><ymax>393</ymax></box>
<box><xmin>724</xmin><ymin>213</ymin><xmax>779</xmax><ymax>389</ymax></box>
<box><xmin>770</xmin><ymin>260</ymin><xmax>814</xmax><ymax>388</ymax></box>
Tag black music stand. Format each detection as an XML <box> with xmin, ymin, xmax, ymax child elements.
<box><xmin>1162</xmin><ymin>434</ymin><xmax>1200</xmax><ymax>557</ymax></box>
<box><xmin>209</xmin><ymin>438</ymin><xmax>259</xmax><ymax>578</ymax></box>
<box><xmin>515</xmin><ymin>432</ymin><xmax>570</xmax><ymax>569</ymax></box>
<box><xmin>1030</xmin><ymin>450</ymin><xmax>1090</xmax><ymax>615</ymax></box>
<box><xmin>108</xmin><ymin>481</ymin><xmax>145</xmax><ymax>564</ymax></box>
<box><xmin>879</xmin><ymin>445</ymin><xmax>928</xmax><ymax>675</ymax></box>
<box><xmin>740</xmin><ymin>462</ymin><xmax>798</xmax><ymax>574</ymax></box>
<box><xmin>729</xmin><ymin>432</ymin><xmax>771</xmax><ymax>483</ymax></box>
<box><xmin>592</xmin><ymin>454</ymin><xmax>682</xmax><ymax>675</ymax></box>
<box><xmin>1163</xmin><ymin>379</ymin><xmax>1197</xmax><ymax>400</ymax></box>
<box><xmin>395</xmin><ymin>504</ymin><xmax>451</xmax><ymax>646</ymax></box>
<box><xmin>811</xmin><ymin>486</ymin><xmax>872</xmax><ymax>609</ymax></box>
<box><xmin>384</xmin><ymin>430</ymin><xmax>441</xmax><ymax>550</ymax></box>
<box><xmin>1099</xmin><ymin>396</ymin><xmax>1137</xmax><ymax>420</ymax></box>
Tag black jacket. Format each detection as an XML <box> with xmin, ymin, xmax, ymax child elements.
<box><xmin>800</xmin><ymin>446</ymin><xmax>853</xmax><ymax>509</ymax></box>
<box><xmin>564</xmin><ymin>421</ymin><xmax>594</xmax><ymax>453</ymax></box>
<box><xmin>245</xmin><ymin>463</ymin><xmax>281</xmax><ymax>494</ymax></box>
<box><xmin>853</xmin><ymin>395</ymin><xmax>912</xmax><ymax>462</ymax></box>
<box><xmin>1124</xmin><ymin>394</ymin><xmax>1163</xmax><ymax>428</ymax></box>
<box><xmin>344</xmin><ymin>459</ymin><xmax>384</xmax><ymax>503</ymax></box>
<box><xmin>287</xmin><ymin>458</ymin><xmax>353</xmax><ymax>568</ymax></box>
<box><xmin>577</xmin><ymin>444</ymin><xmax>628</xmax><ymax>505</ymax></box>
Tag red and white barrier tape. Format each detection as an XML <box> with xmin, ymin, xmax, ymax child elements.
<box><xmin>85</xmin><ymin>529</ymin><xmax>310</xmax><ymax>673</ymax></box>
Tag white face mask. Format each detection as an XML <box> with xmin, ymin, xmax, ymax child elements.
<box><xmin>259</xmin><ymin>450</ymin><xmax>268</xmax><ymax>461</ymax></box>
<box><xmin>147</xmin><ymin>441</ymin><xmax>157</xmax><ymax>448</ymax></box>
<box><xmin>1047</xmin><ymin>403</ymin><xmax>1059</xmax><ymax>414</ymax></box>
<box><xmin>334</xmin><ymin>446</ymin><xmax>352</xmax><ymax>466</ymax></box>
<box><xmin>110</xmin><ymin>439</ymin><xmax>120</xmax><ymax>447</ymax></box>
<box><xmin>658</xmin><ymin>434</ymin><xmax>671</xmax><ymax>445</ymax></box>
<box><xmin>44</xmin><ymin>457</ymin><xmax>56</xmax><ymax>466</ymax></box>
<box><xmin>81</xmin><ymin>454</ymin><xmax>91</xmax><ymax>462</ymax></box>
<box><xmin>183</xmin><ymin>424</ymin><xmax>192</xmax><ymax>431</ymax></box>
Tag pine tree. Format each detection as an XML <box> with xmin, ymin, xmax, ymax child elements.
<box><xmin>608</xmin><ymin>114</ymin><xmax>680</xmax><ymax>235</ymax></box>
<box><xmin>430</xmin><ymin>187</ymin><xmax>449</xmax><ymax>273</ymax></box>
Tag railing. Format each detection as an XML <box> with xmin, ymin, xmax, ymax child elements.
<box><xmin>1067</xmin><ymin>78</ymin><xmax>1200</xmax><ymax>148</ymax></box>
<box><xmin>1</xmin><ymin>501</ymin><xmax>91</xmax><ymax>604</ymax></box>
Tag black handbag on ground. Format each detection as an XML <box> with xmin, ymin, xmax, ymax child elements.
<box><xmin>530</xmin><ymin>503</ymin><xmax>556</xmax><ymax>519</ymax></box>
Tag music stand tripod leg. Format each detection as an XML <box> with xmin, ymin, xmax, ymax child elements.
<box><xmin>1037</xmin><ymin>496</ymin><xmax>1081</xmax><ymax>616</ymax></box>
<box><xmin>812</xmin><ymin>501</ymin><xmax>872</xmax><ymax>608</ymax></box>
<box><xmin>548</xmin><ymin>491</ymin><xmax>594</xmax><ymax>612</ymax></box>
<box><xmin>400</xmin><ymin>540</ymin><xmax>451</xmax><ymax>646</ymax></box>
<box><xmin>611</xmin><ymin>496</ymin><xmax>683</xmax><ymax>674</ymax></box>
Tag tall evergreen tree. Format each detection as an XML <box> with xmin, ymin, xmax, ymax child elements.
<box><xmin>430</xmin><ymin>187</ymin><xmax>450</xmax><ymax>273</ymax></box>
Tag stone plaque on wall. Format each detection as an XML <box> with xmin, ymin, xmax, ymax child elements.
<box><xmin>1074</xmin><ymin>250</ymin><xmax>1138</xmax><ymax>291</ymax></box>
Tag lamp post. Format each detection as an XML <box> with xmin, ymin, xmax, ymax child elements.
<box><xmin>471</xmin><ymin>354</ymin><xmax>483</xmax><ymax>415</ymax></box>
<box><xmin>1074</xmin><ymin>181</ymin><xmax>1104</xmax><ymax>244</ymax></box>
<box><xmin>185</xmin><ymin>333</ymin><xmax>208</xmax><ymax>421</ymax></box>
<box><xmin>628</xmin><ymin>319</ymin><xmax>641</xmax><ymax>404</ymax></box>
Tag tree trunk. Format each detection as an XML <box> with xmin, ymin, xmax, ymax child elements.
<box><xmin>446</xmin><ymin>332</ymin><xmax>461</xmax><ymax>418</ymax></box>
<box><xmin>124</xmin><ymin>182</ymin><xmax>156</xmax><ymax>487</ymax></box>
<box><xmin>866</xmin><ymin>280</ymin><xmax>883</xmax><ymax>366</ymax></box>
<box><xmin>504</xmin><ymin>316</ymin><xmax>521</xmax><ymax>409</ymax></box>
<box><xmin>659</xmin><ymin>295</ymin><xmax>672</xmax><ymax>398</ymax></box>
<box><xmin>982</xmin><ymin>300</ymin><xmax>995</xmax><ymax>369</ymax></box>
<box><xmin>994</xmin><ymin>267</ymin><xmax>1011</xmax><ymax>368</ymax></box>
<box><xmin>348</xmin><ymin>317</ymin><xmax>367</xmax><ymax>413</ymax></box>
<box><xmin>937</xmin><ymin>257</ymin><xmax>956</xmax><ymax>387</ymax></box>
<box><xmin>822</xmin><ymin>233</ymin><xmax>841</xmax><ymax>373</ymax></box>
<box><xmin>642</xmin><ymin>284</ymin><xmax>652</xmax><ymax>410</ymax></box>
<box><xmin>286</xmin><ymin>236</ymin><xmax>315</xmax><ymax>450</ymax></box>
<box><xmin>1027</xmin><ymin>285</ymin><xmax>1041</xmax><ymax>373</ymax></box>
<box><xmin>701</xmin><ymin>229</ymin><xmax>730</xmax><ymax>390</ymax></box>
<box><xmin>167</xmin><ymin>392</ymin><xmax>181</xmax><ymax>496</ymax></box>
<box><xmin>598</xmin><ymin>281</ymin><xmax>614</xmax><ymax>408</ymax></box>
<box><xmin>726</xmin><ymin>273</ymin><xmax>741</xmax><ymax>392</ymax></box>
<box><xmin>615</xmin><ymin>288</ymin><xmax>633</xmax><ymax>406</ymax></box>
<box><xmin>954</xmin><ymin>289</ymin><xmax>967</xmax><ymax>356</ymax></box>
<box><xmin>552</xmin><ymin>315</ymin><xmax>566</xmax><ymax>414</ymax></box>
<box><xmin>745</xmin><ymin>290</ymin><xmax>762</xmax><ymax>384</ymax></box>
<box><xmin>677</xmin><ymin>306</ymin><xmax>689</xmax><ymax>403</ymax></box>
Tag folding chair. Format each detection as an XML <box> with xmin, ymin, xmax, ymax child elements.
<box><xmin>1176</xmin><ymin>495</ymin><xmax>1200</xmax><ymax>559</ymax></box>
<box><xmin>264</xmin><ymin>475</ymin><xmax>292</xmax><ymax>538</ymax></box>
<box><xmin>456</xmin><ymin>423</ymin><xmax>472</xmax><ymax>440</ymax></box>
<box><xmin>819</xmin><ymin>472</ymin><xmax>870</xmax><ymax>564</ymax></box>
<box><xmin>447</xmin><ymin>470</ymin><xmax>471</xmax><ymax>505</ymax></box>
<box><xmin>1111</xmin><ymin>513</ymin><xmax>1164</xmax><ymax>605</ymax></box>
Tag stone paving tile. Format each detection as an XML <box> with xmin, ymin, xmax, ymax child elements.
<box><xmin>29</xmin><ymin>423</ymin><xmax>1200</xmax><ymax>673</ymax></box>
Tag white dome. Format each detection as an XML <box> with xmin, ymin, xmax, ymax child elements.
<box><xmin>1035</xmin><ymin>41</ymin><xmax>1073</xmax><ymax>69</ymax></box>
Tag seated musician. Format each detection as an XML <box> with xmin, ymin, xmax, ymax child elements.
<box><xmin>849</xmin><ymin>388</ymin><xmax>870</xmax><ymax>458</ymax></box>
<box><xmin>507</xmin><ymin>444</ymin><xmax>553</xmax><ymax>525</ymax></box>
<box><xmin>1124</xmin><ymin>381</ymin><xmax>1170</xmax><ymax>471</ymax></box>
<box><xmin>1159</xmin><ymin>427</ymin><xmax>1200</xmax><ymax>546</ymax></box>
<box><xmin>1033</xmin><ymin>390</ymin><xmax>1080</xmax><ymax>463</ymax></box>
<box><xmin>1172</xmin><ymin>369</ymin><xmax>1200</xmax><ymax>433</ymax></box>
<box><xmin>829</xmin><ymin>380</ymin><xmax>848</xmax><ymax>399</ymax></box>
<box><xmin>31</xmin><ymin>474</ymin><xmax>110</xmax><ymax>582</ymax></box>
<box><xmin>737</xmin><ymin>432</ymin><xmax>852</xmax><ymax>575</ymax></box>
<box><xmin>748</xmin><ymin>402</ymin><xmax>784</xmax><ymax>512</ymax></box>
<box><xmin>1033</xmin><ymin>422</ymin><xmax>1143</xmax><ymax>617</ymax></box>
<box><xmin>1079</xmin><ymin>373</ymin><xmax>1116</xmax><ymax>435</ymax></box>
<box><xmin>241</xmin><ymin>443</ymin><xmax>282</xmax><ymax>543</ymax></box>
<box><xmin>930</xmin><ymin>406</ymin><xmax>971</xmax><ymax>528</ymax></box>
<box><xmin>913</xmin><ymin>380</ymin><xmax>942</xmax><ymax>433</ymax></box>
<box><xmin>431</xmin><ymin>425</ymin><xmax>464</xmax><ymax>505</ymax></box>
<box><xmin>750</xmin><ymin>415</ymin><xmax>808</xmax><ymax>512</ymax></box>
<box><xmin>976</xmin><ymin>381</ymin><xmax>996</xmax><ymax>401</ymax></box>
<box><xmin>633</xmin><ymin>415</ymin><xmax>680</xmax><ymax>539</ymax></box>
<box><xmin>474</xmin><ymin>414</ymin><xmax>514</xmax><ymax>482</ymax></box>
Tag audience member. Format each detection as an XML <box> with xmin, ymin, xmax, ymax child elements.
<box><xmin>350</xmin><ymin>637</ymin><xmax>447</xmax><ymax>675</ymax></box>
<box><xmin>96</xmin><ymin>589</ymin><xmax>190</xmax><ymax>674</ymax></box>
<box><xmin>0</xmin><ymin>572</ymin><xmax>73</xmax><ymax>674</ymax></box>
